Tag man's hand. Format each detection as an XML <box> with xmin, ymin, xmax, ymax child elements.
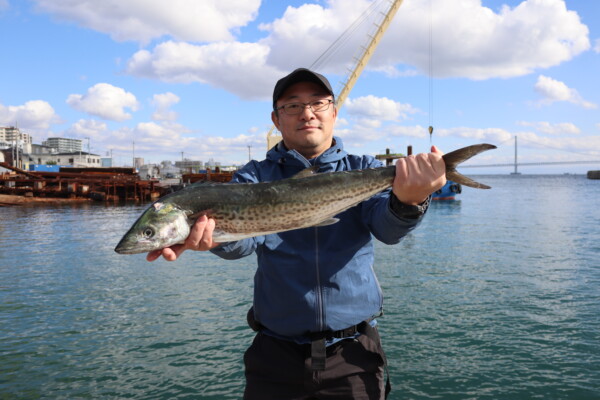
<box><xmin>393</xmin><ymin>145</ymin><xmax>447</xmax><ymax>205</ymax></box>
<box><xmin>146</xmin><ymin>215</ymin><xmax>221</xmax><ymax>262</ymax></box>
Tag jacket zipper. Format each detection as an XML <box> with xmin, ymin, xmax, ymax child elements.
<box><xmin>314</xmin><ymin>227</ymin><xmax>325</xmax><ymax>332</ymax></box>
<box><xmin>292</xmin><ymin>153</ymin><xmax>325</xmax><ymax>332</ymax></box>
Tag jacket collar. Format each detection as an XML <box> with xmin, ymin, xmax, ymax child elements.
<box><xmin>266</xmin><ymin>136</ymin><xmax>348</xmax><ymax>170</ymax></box>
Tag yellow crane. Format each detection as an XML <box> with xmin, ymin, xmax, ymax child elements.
<box><xmin>267</xmin><ymin>0</ymin><xmax>405</xmax><ymax>150</ymax></box>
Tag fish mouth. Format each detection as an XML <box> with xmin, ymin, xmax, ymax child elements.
<box><xmin>114</xmin><ymin>237</ymin><xmax>153</xmax><ymax>255</ymax></box>
<box><xmin>114</xmin><ymin>245</ymin><xmax>139</xmax><ymax>255</ymax></box>
<box><xmin>114</xmin><ymin>241</ymin><xmax>139</xmax><ymax>254</ymax></box>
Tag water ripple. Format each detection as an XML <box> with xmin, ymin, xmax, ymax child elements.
<box><xmin>1</xmin><ymin>176</ymin><xmax>599</xmax><ymax>399</ymax></box>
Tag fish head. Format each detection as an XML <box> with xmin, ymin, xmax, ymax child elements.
<box><xmin>114</xmin><ymin>201</ymin><xmax>191</xmax><ymax>254</ymax></box>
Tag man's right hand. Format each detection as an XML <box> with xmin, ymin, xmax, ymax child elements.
<box><xmin>146</xmin><ymin>215</ymin><xmax>221</xmax><ymax>262</ymax></box>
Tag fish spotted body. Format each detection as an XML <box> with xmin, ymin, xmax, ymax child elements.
<box><xmin>115</xmin><ymin>144</ymin><xmax>496</xmax><ymax>255</ymax></box>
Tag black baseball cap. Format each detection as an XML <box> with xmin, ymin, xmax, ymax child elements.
<box><xmin>272</xmin><ymin>68</ymin><xmax>334</xmax><ymax>109</ymax></box>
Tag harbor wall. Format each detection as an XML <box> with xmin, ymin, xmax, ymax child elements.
<box><xmin>587</xmin><ymin>170</ymin><xmax>600</xmax><ymax>180</ymax></box>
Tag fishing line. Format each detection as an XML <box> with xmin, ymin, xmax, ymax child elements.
<box><xmin>428</xmin><ymin>0</ymin><xmax>434</xmax><ymax>146</ymax></box>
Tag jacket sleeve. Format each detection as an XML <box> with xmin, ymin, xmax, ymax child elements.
<box><xmin>360</xmin><ymin>157</ymin><xmax>427</xmax><ymax>245</ymax></box>
<box><xmin>209</xmin><ymin>162</ymin><xmax>262</xmax><ymax>260</ymax></box>
<box><xmin>210</xmin><ymin>239</ymin><xmax>258</xmax><ymax>260</ymax></box>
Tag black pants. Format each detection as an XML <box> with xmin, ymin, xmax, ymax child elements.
<box><xmin>243</xmin><ymin>328</ymin><xmax>387</xmax><ymax>400</ymax></box>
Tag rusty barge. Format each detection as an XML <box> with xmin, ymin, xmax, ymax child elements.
<box><xmin>0</xmin><ymin>162</ymin><xmax>167</xmax><ymax>204</ymax></box>
<box><xmin>0</xmin><ymin>163</ymin><xmax>237</xmax><ymax>206</ymax></box>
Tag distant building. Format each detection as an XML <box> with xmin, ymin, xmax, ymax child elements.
<box><xmin>101</xmin><ymin>157</ymin><xmax>113</xmax><ymax>167</ymax></box>
<box><xmin>159</xmin><ymin>161</ymin><xmax>181</xmax><ymax>178</ymax></box>
<box><xmin>134</xmin><ymin>157</ymin><xmax>144</xmax><ymax>170</ymax></box>
<box><xmin>138</xmin><ymin>164</ymin><xmax>161</xmax><ymax>180</ymax></box>
<box><xmin>0</xmin><ymin>126</ymin><xmax>33</xmax><ymax>152</ymax></box>
<box><xmin>30</xmin><ymin>143</ymin><xmax>57</xmax><ymax>155</ymax></box>
<box><xmin>25</xmin><ymin>151</ymin><xmax>101</xmax><ymax>168</ymax></box>
<box><xmin>205</xmin><ymin>158</ymin><xmax>221</xmax><ymax>169</ymax></box>
<box><xmin>42</xmin><ymin>137</ymin><xmax>82</xmax><ymax>153</ymax></box>
<box><xmin>175</xmin><ymin>158</ymin><xmax>203</xmax><ymax>173</ymax></box>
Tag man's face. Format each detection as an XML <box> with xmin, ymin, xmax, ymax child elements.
<box><xmin>271</xmin><ymin>81</ymin><xmax>337</xmax><ymax>160</ymax></box>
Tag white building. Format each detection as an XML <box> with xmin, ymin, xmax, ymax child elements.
<box><xmin>175</xmin><ymin>158</ymin><xmax>203</xmax><ymax>173</ymax></box>
<box><xmin>138</xmin><ymin>164</ymin><xmax>161</xmax><ymax>179</ymax></box>
<box><xmin>0</xmin><ymin>126</ymin><xmax>32</xmax><ymax>150</ymax></box>
<box><xmin>159</xmin><ymin>160</ymin><xmax>181</xmax><ymax>178</ymax></box>
<box><xmin>205</xmin><ymin>158</ymin><xmax>221</xmax><ymax>169</ymax></box>
<box><xmin>27</xmin><ymin>151</ymin><xmax>101</xmax><ymax>168</ymax></box>
<box><xmin>134</xmin><ymin>157</ymin><xmax>144</xmax><ymax>170</ymax></box>
<box><xmin>42</xmin><ymin>137</ymin><xmax>82</xmax><ymax>153</ymax></box>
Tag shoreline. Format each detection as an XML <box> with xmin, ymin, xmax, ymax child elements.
<box><xmin>0</xmin><ymin>194</ymin><xmax>92</xmax><ymax>206</ymax></box>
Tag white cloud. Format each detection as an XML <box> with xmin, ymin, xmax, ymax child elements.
<box><xmin>32</xmin><ymin>0</ymin><xmax>260</xmax><ymax>43</ymax></box>
<box><xmin>333</xmin><ymin>96</ymin><xmax>420</xmax><ymax>147</ymax></box>
<box><xmin>151</xmin><ymin>92</ymin><xmax>180</xmax><ymax>121</ymax></box>
<box><xmin>106</xmin><ymin>122</ymin><xmax>265</xmax><ymax>164</ymax></box>
<box><xmin>0</xmin><ymin>100</ymin><xmax>60</xmax><ymax>130</ymax></box>
<box><xmin>345</xmin><ymin>95</ymin><xmax>418</xmax><ymax>121</ymax></box>
<box><xmin>90</xmin><ymin>121</ymin><xmax>192</xmax><ymax>157</ymax></box>
<box><xmin>66</xmin><ymin>119</ymin><xmax>108</xmax><ymax>139</ymax></box>
<box><xmin>126</xmin><ymin>41</ymin><xmax>282</xmax><ymax>100</ymax></box>
<box><xmin>67</xmin><ymin>83</ymin><xmax>140</xmax><ymax>121</ymax></box>
<box><xmin>427</xmin><ymin>126</ymin><xmax>514</xmax><ymax>144</ymax></box>
<box><xmin>0</xmin><ymin>0</ymin><xmax>9</xmax><ymax>13</ymax></box>
<box><xmin>260</xmin><ymin>0</ymin><xmax>589</xmax><ymax>80</ymax></box>
<box><xmin>594</xmin><ymin>38</ymin><xmax>600</xmax><ymax>53</ymax></box>
<box><xmin>534</xmin><ymin>75</ymin><xmax>597</xmax><ymax>109</ymax></box>
<box><xmin>510</xmin><ymin>132</ymin><xmax>600</xmax><ymax>157</ymax></box>
<box><xmin>124</xmin><ymin>0</ymin><xmax>590</xmax><ymax>100</ymax></box>
<box><xmin>379</xmin><ymin>0</ymin><xmax>590</xmax><ymax>80</ymax></box>
<box><xmin>517</xmin><ymin>121</ymin><xmax>580</xmax><ymax>135</ymax></box>
<box><xmin>388</xmin><ymin>125</ymin><xmax>429</xmax><ymax>139</ymax></box>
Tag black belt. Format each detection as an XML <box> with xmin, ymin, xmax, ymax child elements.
<box><xmin>307</xmin><ymin>321</ymin><xmax>369</xmax><ymax>371</ymax></box>
<box><xmin>308</xmin><ymin>322</ymin><xmax>364</xmax><ymax>342</ymax></box>
<box><xmin>307</xmin><ymin>320</ymin><xmax>391</xmax><ymax>398</ymax></box>
<box><xmin>246</xmin><ymin>308</ymin><xmax>390</xmax><ymax>398</ymax></box>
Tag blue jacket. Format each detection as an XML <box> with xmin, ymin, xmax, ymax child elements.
<box><xmin>211</xmin><ymin>137</ymin><xmax>424</xmax><ymax>341</ymax></box>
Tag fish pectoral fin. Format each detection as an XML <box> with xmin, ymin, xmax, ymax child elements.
<box><xmin>447</xmin><ymin>170</ymin><xmax>491</xmax><ymax>189</ymax></box>
<box><xmin>291</xmin><ymin>166</ymin><xmax>320</xmax><ymax>179</ymax></box>
<box><xmin>314</xmin><ymin>218</ymin><xmax>340</xmax><ymax>227</ymax></box>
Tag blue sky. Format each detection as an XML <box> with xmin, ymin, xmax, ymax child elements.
<box><xmin>1</xmin><ymin>0</ymin><xmax>599</xmax><ymax>173</ymax></box>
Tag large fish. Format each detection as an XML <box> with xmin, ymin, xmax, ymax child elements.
<box><xmin>115</xmin><ymin>143</ymin><xmax>496</xmax><ymax>254</ymax></box>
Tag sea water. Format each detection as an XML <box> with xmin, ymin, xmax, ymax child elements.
<box><xmin>1</xmin><ymin>175</ymin><xmax>599</xmax><ymax>399</ymax></box>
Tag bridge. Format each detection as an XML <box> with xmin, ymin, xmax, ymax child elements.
<box><xmin>462</xmin><ymin>160</ymin><xmax>600</xmax><ymax>168</ymax></box>
<box><xmin>459</xmin><ymin>136</ymin><xmax>600</xmax><ymax>173</ymax></box>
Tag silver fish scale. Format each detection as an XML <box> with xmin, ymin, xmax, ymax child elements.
<box><xmin>115</xmin><ymin>144</ymin><xmax>498</xmax><ymax>254</ymax></box>
<box><xmin>201</xmin><ymin>167</ymin><xmax>396</xmax><ymax>237</ymax></box>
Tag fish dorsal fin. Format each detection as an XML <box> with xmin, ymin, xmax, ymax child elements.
<box><xmin>291</xmin><ymin>166</ymin><xmax>320</xmax><ymax>179</ymax></box>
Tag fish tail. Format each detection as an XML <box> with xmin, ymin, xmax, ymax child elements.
<box><xmin>442</xmin><ymin>144</ymin><xmax>497</xmax><ymax>189</ymax></box>
<box><xmin>446</xmin><ymin>170</ymin><xmax>491</xmax><ymax>189</ymax></box>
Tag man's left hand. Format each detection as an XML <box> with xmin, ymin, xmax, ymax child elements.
<box><xmin>393</xmin><ymin>145</ymin><xmax>446</xmax><ymax>205</ymax></box>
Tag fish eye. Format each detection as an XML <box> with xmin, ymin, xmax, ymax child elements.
<box><xmin>142</xmin><ymin>228</ymin><xmax>155</xmax><ymax>238</ymax></box>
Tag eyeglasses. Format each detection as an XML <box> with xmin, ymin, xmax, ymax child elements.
<box><xmin>275</xmin><ymin>99</ymin><xmax>334</xmax><ymax>115</ymax></box>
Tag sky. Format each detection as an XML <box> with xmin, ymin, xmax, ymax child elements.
<box><xmin>1</xmin><ymin>0</ymin><xmax>599</xmax><ymax>174</ymax></box>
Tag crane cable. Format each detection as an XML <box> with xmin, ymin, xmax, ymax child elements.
<box><xmin>311</xmin><ymin>0</ymin><xmax>390</xmax><ymax>73</ymax></box>
<box><xmin>428</xmin><ymin>0</ymin><xmax>434</xmax><ymax>144</ymax></box>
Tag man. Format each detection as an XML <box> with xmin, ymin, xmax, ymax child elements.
<box><xmin>147</xmin><ymin>68</ymin><xmax>446</xmax><ymax>399</ymax></box>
